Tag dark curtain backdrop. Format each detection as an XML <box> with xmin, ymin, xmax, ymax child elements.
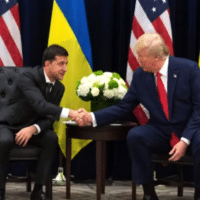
<box><xmin>15</xmin><ymin>0</ymin><xmax>200</xmax><ymax>180</ymax></box>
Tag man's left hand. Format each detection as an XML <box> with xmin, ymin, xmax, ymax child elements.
<box><xmin>168</xmin><ymin>140</ymin><xmax>188</xmax><ymax>161</ymax></box>
<box><xmin>15</xmin><ymin>126</ymin><xmax>37</xmax><ymax>147</ymax></box>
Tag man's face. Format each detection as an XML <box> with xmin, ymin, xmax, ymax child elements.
<box><xmin>46</xmin><ymin>55</ymin><xmax>68</xmax><ymax>81</ymax></box>
<box><xmin>137</xmin><ymin>49</ymin><xmax>159</xmax><ymax>73</ymax></box>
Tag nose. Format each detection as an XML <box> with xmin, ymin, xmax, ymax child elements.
<box><xmin>63</xmin><ymin>65</ymin><xmax>67</xmax><ymax>72</ymax></box>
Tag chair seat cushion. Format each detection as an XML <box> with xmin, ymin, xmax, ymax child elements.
<box><xmin>151</xmin><ymin>154</ymin><xmax>193</xmax><ymax>165</ymax></box>
<box><xmin>9</xmin><ymin>145</ymin><xmax>42</xmax><ymax>161</ymax></box>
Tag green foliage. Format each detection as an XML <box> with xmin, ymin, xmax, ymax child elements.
<box><xmin>99</xmin><ymin>84</ymin><xmax>105</xmax><ymax>91</ymax></box>
<box><xmin>76</xmin><ymin>80</ymin><xmax>81</xmax><ymax>90</ymax></box>
<box><xmin>108</xmin><ymin>80</ymin><xmax>119</xmax><ymax>89</ymax></box>
<box><xmin>112</xmin><ymin>72</ymin><xmax>121</xmax><ymax>79</ymax></box>
<box><xmin>92</xmin><ymin>82</ymin><xmax>105</xmax><ymax>91</ymax></box>
<box><xmin>93</xmin><ymin>70</ymin><xmax>103</xmax><ymax>76</ymax></box>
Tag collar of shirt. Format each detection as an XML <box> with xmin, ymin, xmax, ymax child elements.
<box><xmin>44</xmin><ymin>71</ymin><xmax>55</xmax><ymax>86</ymax></box>
<box><xmin>154</xmin><ymin>56</ymin><xmax>169</xmax><ymax>92</ymax></box>
<box><xmin>158</xmin><ymin>56</ymin><xmax>169</xmax><ymax>77</ymax></box>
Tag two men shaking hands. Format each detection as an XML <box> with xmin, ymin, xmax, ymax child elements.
<box><xmin>69</xmin><ymin>108</ymin><xmax>93</xmax><ymax>127</ymax></box>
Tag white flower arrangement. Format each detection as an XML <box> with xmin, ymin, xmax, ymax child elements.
<box><xmin>76</xmin><ymin>70</ymin><xmax>128</xmax><ymax>103</ymax></box>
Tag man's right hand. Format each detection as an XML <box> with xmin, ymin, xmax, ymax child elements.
<box><xmin>168</xmin><ymin>140</ymin><xmax>188</xmax><ymax>161</ymax></box>
<box><xmin>15</xmin><ymin>126</ymin><xmax>37</xmax><ymax>147</ymax></box>
<box><xmin>69</xmin><ymin>108</ymin><xmax>92</xmax><ymax>126</ymax></box>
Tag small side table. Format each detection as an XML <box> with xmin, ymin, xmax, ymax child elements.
<box><xmin>65</xmin><ymin>121</ymin><xmax>137</xmax><ymax>200</ymax></box>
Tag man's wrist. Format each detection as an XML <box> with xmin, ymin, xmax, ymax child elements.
<box><xmin>32</xmin><ymin>124</ymin><xmax>40</xmax><ymax>135</ymax></box>
<box><xmin>60</xmin><ymin>108</ymin><xmax>70</xmax><ymax>119</ymax></box>
<box><xmin>181</xmin><ymin>137</ymin><xmax>190</xmax><ymax>145</ymax></box>
<box><xmin>91</xmin><ymin>112</ymin><xmax>97</xmax><ymax>127</ymax></box>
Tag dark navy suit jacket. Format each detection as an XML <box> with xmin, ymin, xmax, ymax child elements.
<box><xmin>94</xmin><ymin>56</ymin><xmax>200</xmax><ymax>141</ymax></box>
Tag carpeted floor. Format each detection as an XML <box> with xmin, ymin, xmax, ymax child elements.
<box><xmin>5</xmin><ymin>181</ymin><xmax>194</xmax><ymax>200</ymax></box>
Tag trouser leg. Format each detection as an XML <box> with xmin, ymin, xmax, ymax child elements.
<box><xmin>0</xmin><ymin>128</ymin><xmax>15</xmax><ymax>189</ymax></box>
<box><xmin>190</xmin><ymin>130</ymin><xmax>200</xmax><ymax>189</ymax></box>
<box><xmin>28</xmin><ymin>129</ymin><xmax>58</xmax><ymax>185</ymax></box>
<box><xmin>126</xmin><ymin>124</ymin><xmax>171</xmax><ymax>184</ymax></box>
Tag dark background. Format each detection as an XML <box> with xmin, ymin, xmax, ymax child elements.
<box><xmin>15</xmin><ymin>0</ymin><xmax>200</xmax><ymax>180</ymax></box>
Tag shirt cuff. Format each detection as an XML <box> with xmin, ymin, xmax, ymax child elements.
<box><xmin>60</xmin><ymin>108</ymin><xmax>69</xmax><ymax>119</ymax></box>
<box><xmin>33</xmin><ymin>124</ymin><xmax>41</xmax><ymax>135</ymax></box>
<box><xmin>91</xmin><ymin>112</ymin><xmax>97</xmax><ymax>127</ymax></box>
<box><xmin>181</xmin><ymin>137</ymin><xmax>190</xmax><ymax>145</ymax></box>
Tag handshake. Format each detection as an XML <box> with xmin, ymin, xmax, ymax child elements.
<box><xmin>68</xmin><ymin>108</ymin><xmax>92</xmax><ymax>127</ymax></box>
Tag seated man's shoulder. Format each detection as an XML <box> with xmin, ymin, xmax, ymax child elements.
<box><xmin>172</xmin><ymin>56</ymin><xmax>198</xmax><ymax>69</ymax></box>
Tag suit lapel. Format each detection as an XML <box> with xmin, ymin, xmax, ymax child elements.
<box><xmin>38</xmin><ymin>67</ymin><xmax>60</xmax><ymax>103</ymax></box>
<box><xmin>38</xmin><ymin>67</ymin><xmax>46</xmax><ymax>95</ymax></box>
<box><xmin>145</xmin><ymin>69</ymin><xmax>170</xmax><ymax>121</ymax></box>
<box><xmin>146</xmin><ymin>72</ymin><xmax>157</xmax><ymax>99</ymax></box>
<box><xmin>146</xmin><ymin>72</ymin><xmax>162</xmax><ymax>110</ymax></box>
<box><xmin>168</xmin><ymin>56</ymin><xmax>179</xmax><ymax>120</ymax></box>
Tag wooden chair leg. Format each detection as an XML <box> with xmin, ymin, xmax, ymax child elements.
<box><xmin>46</xmin><ymin>173</ymin><xmax>52</xmax><ymax>200</ymax></box>
<box><xmin>101</xmin><ymin>141</ymin><xmax>106</xmax><ymax>194</ymax></box>
<box><xmin>66</xmin><ymin>137</ymin><xmax>71</xmax><ymax>199</ymax></box>
<box><xmin>132</xmin><ymin>183</ymin><xmax>136</xmax><ymax>200</ymax></box>
<box><xmin>26</xmin><ymin>168</ymin><xmax>32</xmax><ymax>192</ymax></box>
<box><xmin>177</xmin><ymin>166</ymin><xmax>183</xmax><ymax>197</ymax></box>
<box><xmin>96</xmin><ymin>140</ymin><xmax>103</xmax><ymax>200</ymax></box>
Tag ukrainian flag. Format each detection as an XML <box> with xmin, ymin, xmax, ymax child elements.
<box><xmin>199</xmin><ymin>52</ymin><xmax>200</xmax><ymax>66</ymax></box>
<box><xmin>48</xmin><ymin>0</ymin><xmax>93</xmax><ymax>159</ymax></box>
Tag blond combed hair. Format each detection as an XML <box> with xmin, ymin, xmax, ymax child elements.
<box><xmin>135</xmin><ymin>33</ymin><xmax>170</xmax><ymax>60</ymax></box>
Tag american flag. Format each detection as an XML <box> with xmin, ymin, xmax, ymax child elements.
<box><xmin>0</xmin><ymin>0</ymin><xmax>23</xmax><ymax>66</ymax></box>
<box><xmin>126</xmin><ymin>0</ymin><xmax>173</xmax><ymax>125</ymax></box>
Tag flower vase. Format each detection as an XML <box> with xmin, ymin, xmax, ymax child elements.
<box><xmin>91</xmin><ymin>99</ymin><xmax>119</xmax><ymax>112</ymax></box>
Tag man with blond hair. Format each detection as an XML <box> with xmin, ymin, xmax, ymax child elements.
<box><xmin>76</xmin><ymin>33</ymin><xmax>200</xmax><ymax>200</ymax></box>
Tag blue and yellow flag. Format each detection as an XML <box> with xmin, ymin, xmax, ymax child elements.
<box><xmin>48</xmin><ymin>0</ymin><xmax>93</xmax><ymax>159</ymax></box>
<box><xmin>199</xmin><ymin>52</ymin><xmax>200</xmax><ymax>67</ymax></box>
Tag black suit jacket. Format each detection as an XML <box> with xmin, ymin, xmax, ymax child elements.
<box><xmin>0</xmin><ymin>66</ymin><xmax>64</xmax><ymax>131</ymax></box>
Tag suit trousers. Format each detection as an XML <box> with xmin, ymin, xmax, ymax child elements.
<box><xmin>0</xmin><ymin>127</ymin><xmax>58</xmax><ymax>189</ymax></box>
<box><xmin>126</xmin><ymin>124</ymin><xmax>200</xmax><ymax>188</ymax></box>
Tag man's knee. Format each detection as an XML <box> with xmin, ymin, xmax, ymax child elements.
<box><xmin>191</xmin><ymin>131</ymin><xmax>200</xmax><ymax>154</ymax></box>
<box><xmin>0</xmin><ymin>129</ymin><xmax>14</xmax><ymax>150</ymax></box>
<box><xmin>127</xmin><ymin>126</ymin><xmax>146</xmax><ymax>146</ymax></box>
<box><xmin>45</xmin><ymin>130</ymin><xmax>58</xmax><ymax>146</ymax></box>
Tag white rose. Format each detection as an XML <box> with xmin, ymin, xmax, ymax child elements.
<box><xmin>119</xmin><ymin>78</ymin><xmax>126</xmax><ymax>85</ymax></box>
<box><xmin>92</xmin><ymin>75</ymin><xmax>103</xmax><ymax>86</ymax></box>
<box><xmin>113</xmin><ymin>77</ymin><xmax>120</xmax><ymax>83</ymax></box>
<box><xmin>77</xmin><ymin>84</ymin><xmax>90</xmax><ymax>97</ymax></box>
<box><xmin>103</xmin><ymin>89</ymin><xmax>114</xmax><ymax>99</ymax></box>
<box><xmin>100</xmin><ymin>77</ymin><xmax>110</xmax><ymax>89</ymax></box>
<box><xmin>88</xmin><ymin>76</ymin><xmax>97</xmax><ymax>86</ymax></box>
<box><xmin>88</xmin><ymin>73</ymin><xmax>96</xmax><ymax>81</ymax></box>
<box><xmin>103</xmin><ymin>72</ymin><xmax>113</xmax><ymax>78</ymax></box>
<box><xmin>113</xmin><ymin>86</ymin><xmax>127</xmax><ymax>99</ymax></box>
<box><xmin>91</xmin><ymin>87</ymin><xmax>100</xmax><ymax>97</ymax></box>
<box><xmin>81</xmin><ymin>77</ymin><xmax>88</xmax><ymax>84</ymax></box>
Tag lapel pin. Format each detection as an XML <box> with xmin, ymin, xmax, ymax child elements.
<box><xmin>173</xmin><ymin>74</ymin><xmax>177</xmax><ymax>78</ymax></box>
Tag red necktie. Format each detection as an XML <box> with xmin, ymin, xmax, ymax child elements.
<box><xmin>156</xmin><ymin>72</ymin><xmax>180</xmax><ymax>147</ymax></box>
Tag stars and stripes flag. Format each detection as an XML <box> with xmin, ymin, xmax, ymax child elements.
<box><xmin>0</xmin><ymin>0</ymin><xmax>23</xmax><ymax>67</ymax></box>
<box><xmin>126</xmin><ymin>0</ymin><xmax>173</xmax><ymax>124</ymax></box>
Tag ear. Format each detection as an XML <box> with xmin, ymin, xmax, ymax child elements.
<box><xmin>44</xmin><ymin>60</ymin><xmax>50</xmax><ymax>68</ymax></box>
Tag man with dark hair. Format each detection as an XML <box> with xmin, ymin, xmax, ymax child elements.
<box><xmin>0</xmin><ymin>44</ymin><xmax>79</xmax><ymax>200</ymax></box>
<box><xmin>76</xmin><ymin>33</ymin><xmax>200</xmax><ymax>200</ymax></box>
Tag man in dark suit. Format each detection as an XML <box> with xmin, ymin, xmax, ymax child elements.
<box><xmin>0</xmin><ymin>44</ymin><xmax>79</xmax><ymax>200</ymax></box>
<box><xmin>76</xmin><ymin>33</ymin><xmax>200</xmax><ymax>200</ymax></box>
